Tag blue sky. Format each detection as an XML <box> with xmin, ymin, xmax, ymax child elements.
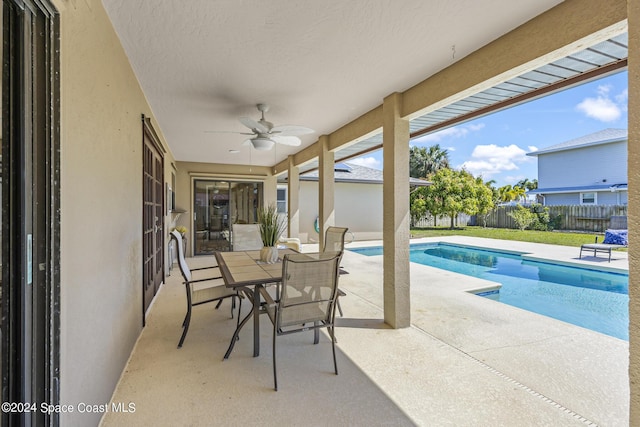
<box><xmin>350</xmin><ymin>70</ymin><xmax>628</xmax><ymax>188</ymax></box>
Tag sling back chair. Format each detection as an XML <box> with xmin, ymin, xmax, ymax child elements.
<box><xmin>170</xmin><ymin>230</ymin><xmax>241</xmax><ymax>348</ymax></box>
<box><xmin>322</xmin><ymin>226</ymin><xmax>349</xmax><ymax>316</ymax></box>
<box><xmin>258</xmin><ymin>252</ymin><xmax>341</xmax><ymax>391</ymax></box>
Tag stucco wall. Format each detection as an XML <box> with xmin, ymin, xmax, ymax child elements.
<box><xmin>298</xmin><ymin>181</ymin><xmax>383</xmax><ymax>242</ymax></box>
<box><xmin>55</xmin><ymin>1</ymin><xmax>174</xmax><ymax>425</ymax></box>
<box><xmin>628</xmin><ymin>0</ymin><xmax>640</xmax><ymax>423</ymax></box>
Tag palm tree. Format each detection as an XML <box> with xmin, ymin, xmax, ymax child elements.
<box><xmin>409</xmin><ymin>144</ymin><xmax>450</xmax><ymax>178</ymax></box>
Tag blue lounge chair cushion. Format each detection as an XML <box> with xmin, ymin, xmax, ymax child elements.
<box><xmin>603</xmin><ymin>229</ymin><xmax>628</xmax><ymax>246</ymax></box>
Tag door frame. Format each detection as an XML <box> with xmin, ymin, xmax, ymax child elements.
<box><xmin>2</xmin><ymin>0</ymin><xmax>61</xmax><ymax>425</ymax></box>
<box><xmin>141</xmin><ymin>115</ymin><xmax>165</xmax><ymax>323</ymax></box>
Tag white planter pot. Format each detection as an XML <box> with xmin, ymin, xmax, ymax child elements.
<box><xmin>260</xmin><ymin>246</ymin><xmax>279</xmax><ymax>264</ymax></box>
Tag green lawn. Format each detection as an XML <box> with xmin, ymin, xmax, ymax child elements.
<box><xmin>409</xmin><ymin>226</ymin><xmax>608</xmax><ymax>248</ymax></box>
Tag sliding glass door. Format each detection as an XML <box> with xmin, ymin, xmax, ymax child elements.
<box><xmin>193</xmin><ymin>180</ymin><xmax>262</xmax><ymax>255</ymax></box>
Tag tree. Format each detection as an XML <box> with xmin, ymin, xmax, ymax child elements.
<box><xmin>410</xmin><ymin>192</ymin><xmax>427</xmax><ymax>227</ymax></box>
<box><xmin>507</xmin><ymin>205</ymin><xmax>537</xmax><ymax>231</ymax></box>
<box><xmin>424</xmin><ymin>168</ymin><xmax>491</xmax><ymax>229</ymax></box>
<box><xmin>474</xmin><ymin>177</ymin><xmax>496</xmax><ymax>227</ymax></box>
<box><xmin>497</xmin><ymin>184</ymin><xmax>526</xmax><ymax>203</ymax></box>
<box><xmin>515</xmin><ymin>178</ymin><xmax>538</xmax><ymax>191</ymax></box>
<box><xmin>409</xmin><ymin>144</ymin><xmax>450</xmax><ymax>179</ymax></box>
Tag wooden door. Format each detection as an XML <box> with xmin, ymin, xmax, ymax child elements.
<box><xmin>142</xmin><ymin>118</ymin><xmax>164</xmax><ymax>318</ymax></box>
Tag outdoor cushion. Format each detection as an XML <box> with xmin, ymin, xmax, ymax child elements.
<box><xmin>603</xmin><ymin>229</ymin><xmax>628</xmax><ymax>246</ymax></box>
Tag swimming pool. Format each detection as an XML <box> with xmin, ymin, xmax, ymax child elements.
<box><xmin>349</xmin><ymin>243</ymin><xmax>629</xmax><ymax>340</ymax></box>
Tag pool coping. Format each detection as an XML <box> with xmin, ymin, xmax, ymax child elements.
<box><xmin>347</xmin><ymin>235</ymin><xmax>630</xmax><ymax>275</ymax></box>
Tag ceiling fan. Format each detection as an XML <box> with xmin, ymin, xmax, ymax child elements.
<box><xmin>207</xmin><ymin>103</ymin><xmax>314</xmax><ymax>151</ymax></box>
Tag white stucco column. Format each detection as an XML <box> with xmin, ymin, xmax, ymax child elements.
<box><xmin>383</xmin><ymin>92</ymin><xmax>410</xmax><ymax>329</ymax></box>
<box><xmin>318</xmin><ymin>135</ymin><xmax>335</xmax><ymax>250</ymax></box>
<box><xmin>263</xmin><ymin>174</ymin><xmax>277</xmax><ymax>208</ymax></box>
<box><xmin>628</xmin><ymin>0</ymin><xmax>639</xmax><ymax>422</ymax></box>
<box><xmin>287</xmin><ymin>155</ymin><xmax>300</xmax><ymax>239</ymax></box>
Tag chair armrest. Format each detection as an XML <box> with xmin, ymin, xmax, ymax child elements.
<box><xmin>188</xmin><ymin>276</ymin><xmax>223</xmax><ymax>284</ymax></box>
<box><xmin>191</xmin><ymin>266</ymin><xmax>219</xmax><ymax>272</ymax></box>
<box><xmin>258</xmin><ymin>286</ymin><xmax>277</xmax><ymax>308</ymax></box>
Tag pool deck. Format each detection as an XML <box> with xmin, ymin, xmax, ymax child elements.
<box><xmin>102</xmin><ymin>237</ymin><xmax>629</xmax><ymax>427</ymax></box>
<box><xmin>340</xmin><ymin>236</ymin><xmax>629</xmax><ymax>426</ymax></box>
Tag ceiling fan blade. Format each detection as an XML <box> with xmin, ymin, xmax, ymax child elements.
<box><xmin>272</xmin><ymin>135</ymin><xmax>301</xmax><ymax>146</ymax></box>
<box><xmin>271</xmin><ymin>125</ymin><xmax>314</xmax><ymax>136</ymax></box>
<box><xmin>204</xmin><ymin>130</ymin><xmax>253</xmax><ymax>135</ymax></box>
<box><xmin>239</xmin><ymin>117</ymin><xmax>269</xmax><ymax>134</ymax></box>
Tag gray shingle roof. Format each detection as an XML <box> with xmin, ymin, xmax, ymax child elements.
<box><xmin>527</xmin><ymin>128</ymin><xmax>627</xmax><ymax>157</ymax></box>
<box><xmin>299</xmin><ymin>162</ymin><xmax>429</xmax><ymax>186</ymax></box>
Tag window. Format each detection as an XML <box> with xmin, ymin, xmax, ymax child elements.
<box><xmin>277</xmin><ymin>188</ymin><xmax>287</xmax><ymax>213</ymax></box>
<box><xmin>581</xmin><ymin>192</ymin><xmax>596</xmax><ymax>205</ymax></box>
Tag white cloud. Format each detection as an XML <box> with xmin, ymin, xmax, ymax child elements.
<box><xmin>348</xmin><ymin>156</ymin><xmax>381</xmax><ymax>169</ymax></box>
<box><xmin>576</xmin><ymin>84</ymin><xmax>627</xmax><ymax>122</ymax></box>
<box><xmin>459</xmin><ymin>144</ymin><xmax>530</xmax><ymax>178</ymax></box>
<box><xmin>413</xmin><ymin>123</ymin><xmax>485</xmax><ymax>144</ymax></box>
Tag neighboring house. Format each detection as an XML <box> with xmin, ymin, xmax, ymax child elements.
<box><xmin>527</xmin><ymin>128</ymin><xmax>628</xmax><ymax>206</ymax></box>
<box><xmin>278</xmin><ymin>163</ymin><xmax>429</xmax><ymax>243</ymax></box>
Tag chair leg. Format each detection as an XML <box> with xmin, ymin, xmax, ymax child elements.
<box><xmin>236</xmin><ymin>296</ymin><xmax>242</xmax><ymax>328</ymax></box>
<box><xmin>215</xmin><ymin>299</ymin><xmax>223</xmax><ymax>310</ymax></box>
<box><xmin>178</xmin><ymin>306</ymin><xmax>192</xmax><ymax>348</ymax></box>
<box><xmin>273</xmin><ymin>322</ymin><xmax>278</xmax><ymax>391</ymax></box>
<box><xmin>330</xmin><ymin>326</ymin><xmax>338</xmax><ymax>375</ymax></box>
<box><xmin>313</xmin><ymin>322</ymin><xmax>319</xmax><ymax>344</ymax></box>
<box><xmin>337</xmin><ymin>299</ymin><xmax>343</xmax><ymax>317</ymax></box>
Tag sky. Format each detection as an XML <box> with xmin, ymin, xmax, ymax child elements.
<box><xmin>349</xmin><ymin>70</ymin><xmax>628</xmax><ymax>188</ymax></box>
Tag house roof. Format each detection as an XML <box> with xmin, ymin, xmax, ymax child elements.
<box><xmin>527</xmin><ymin>128</ymin><xmax>627</xmax><ymax>157</ymax></box>
<box><xmin>296</xmin><ymin>162</ymin><xmax>430</xmax><ymax>186</ymax></box>
<box><xmin>528</xmin><ymin>183</ymin><xmax>628</xmax><ymax>195</ymax></box>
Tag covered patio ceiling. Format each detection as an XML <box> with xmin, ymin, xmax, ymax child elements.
<box><xmin>102</xmin><ymin>0</ymin><xmax>581</xmax><ymax>169</ymax></box>
<box><xmin>102</xmin><ymin>1</ymin><xmax>628</xmax><ymax>179</ymax></box>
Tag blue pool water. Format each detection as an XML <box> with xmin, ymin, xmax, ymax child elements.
<box><xmin>349</xmin><ymin>243</ymin><xmax>629</xmax><ymax>340</ymax></box>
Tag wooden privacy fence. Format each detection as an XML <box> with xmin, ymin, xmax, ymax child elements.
<box><xmin>483</xmin><ymin>205</ymin><xmax>627</xmax><ymax>232</ymax></box>
<box><xmin>413</xmin><ymin>205</ymin><xmax>627</xmax><ymax>232</ymax></box>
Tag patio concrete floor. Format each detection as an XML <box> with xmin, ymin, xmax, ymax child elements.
<box><xmin>101</xmin><ymin>237</ymin><xmax>629</xmax><ymax>427</ymax></box>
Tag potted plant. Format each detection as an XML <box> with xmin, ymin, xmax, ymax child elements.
<box><xmin>257</xmin><ymin>203</ymin><xmax>286</xmax><ymax>263</ymax></box>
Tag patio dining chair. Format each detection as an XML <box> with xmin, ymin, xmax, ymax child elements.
<box><xmin>231</xmin><ymin>223</ymin><xmax>263</xmax><ymax>251</ymax></box>
<box><xmin>170</xmin><ymin>230</ymin><xmax>241</xmax><ymax>348</ymax></box>
<box><xmin>258</xmin><ymin>252</ymin><xmax>341</xmax><ymax>391</ymax></box>
<box><xmin>323</xmin><ymin>226</ymin><xmax>349</xmax><ymax>316</ymax></box>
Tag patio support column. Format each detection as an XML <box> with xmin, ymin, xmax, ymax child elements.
<box><xmin>383</xmin><ymin>92</ymin><xmax>410</xmax><ymax>329</ymax></box>
<box><xmin>287</xmin><ymin>155</ymin><xmax>300</xmax><ymax>239</ymax></box>
<box><xmin>318</xmin><ymin>135</ymin><xmax>335</xmax><ymax>250</ymax></box>
<box><xmin>263</xmin><ymin>174</ymin><xmax>277</xmax><ymax>207</ymax></box>
<box><xmin>628</xmin><ymin>0</ymin><xmax>640</xmax><ymax>422</ymax></box>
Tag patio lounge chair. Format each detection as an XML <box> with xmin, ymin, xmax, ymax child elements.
<box><xmin>170</xmin><ymin>230</ymin><xmax>241</xmax><ymax>348</ymax></box>
<box><xmin>259</xmin><ymin>252</ymin><xmax>341</xmax><ymax>391</ymax></box>
<box><xmin>579</xmin><ymin>229</ymin><xmax>628</xmax><ymax>262</ymax></box>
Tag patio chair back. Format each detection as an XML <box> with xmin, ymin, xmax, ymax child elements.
<box><xmin>322</xmin><ymin>226</ymin><xmax>349</xmax><ymax>316</ymax></box>
<box><xmin>322</xmin><ymin>226</ymin><xmax>348</xmax><ymax>254</ymax></box>
<box><xmin>277</xmin><ymin>252</ymin><xmax>341</xmax><ymax>328</ymax></box>
<box><xmin>232</xmin><ymin>223</ymin><xmax>263</xmax><ymax>251</ymax></box>
<box><xmin>171</xmin><ymin>230</ymin><xmax>192</xmax><ymax>282</ymax></box>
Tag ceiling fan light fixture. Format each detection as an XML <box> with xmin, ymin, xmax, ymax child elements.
<box><xmin>250</xmin><ymin>137</ymin><xmax>274</xmax><ymax>151</ymax></box>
